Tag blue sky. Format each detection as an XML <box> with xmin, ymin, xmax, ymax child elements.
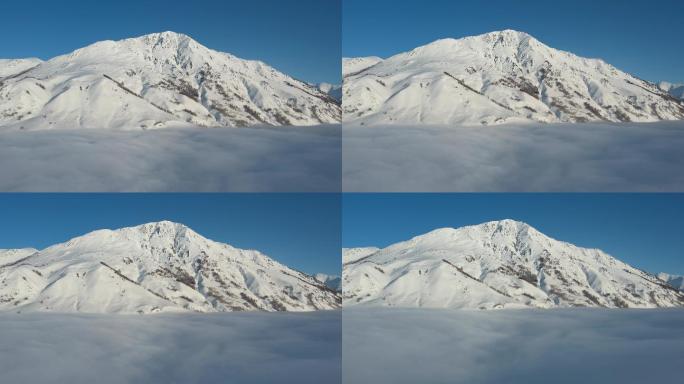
<box><xmin>343</xmin><ymin>194</ymin><xmax>684</xmax><ymax>275</ymax></box>
<box><xmin>0</xmin><ymin>0</ymin><xmax>341</xmax><ymax>84</ymax></box>
<box><xmin>0</xmin><ymin>194</ymin><xmax>341</xmax><ymax>276</ymax></box>
<box><xmin>343</xmin><ymin>0</ymin><xmax>684</xmax><ymax>83</ymax></box>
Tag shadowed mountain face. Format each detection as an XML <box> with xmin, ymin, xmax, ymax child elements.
<box><xmin>343</xmin><ymin>219</ymin><xmax>684</xmax><ymax>309</ymax></box>
<box><xmin>659</xmin><ymin>82</ymin><xmax>684</xmax><ymax>100</ymax></box>
<box><xmin>315</xmin><ymin>273</ymin><xmax>342</xmax><ymax>292</ymax></box>
<box><xmin>343</xmin><ymin>30</ymin><xmax>684</xmax><ymax>126</ymax></box>
<box><xmin>0</xmin><ymin>221</ymin><xmax>341</xmax><ymax>314</ymax></box>
<box><xmin>0</xmin><ymin>31</ymin><xmax>341</xmax><ymax>130</ymax></box>
<box><xmin>658</xmin><ymin>273</ymin><xmax>684</xmax><ymax>291</ymax></box>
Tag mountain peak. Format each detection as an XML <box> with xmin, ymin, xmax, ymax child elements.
<box><xmin>483</xmin><ymin>218</ymin><xmax>527</xmax><ymax>226</ymax></box>
<box><xmin>343</xmin><ymin>28</ymin><xmax>684</xmax><ymax>125</ymax></box>
<box><xmin>125</xmin><ymin>220</ymin><xmax>195</xmax><ymax>238</ymax></box>
<box><xmin>419</xmin><ymin>219</ymin><xmax>532</xmax><ymax>239</ymax></box>
<box><xmin>0</xmin><ymin>30</ymin><xmax>341</xmax><ymax>130</ymax></box>
<box><xmin>476</xmin><ymin>219</ymin><xmax>540</xmax><ymax>239</ymax></box>
<box><xmin>71</xmin><ymin>31</ymin><xmax>199</xmax><ymax>57</ymax></box>
<box><xmin>132</xmin><ymin>31</ymin><xmax>197</xmax><ymax>47</ymax></box>
<box><xmin>0</xmin><ymin>222</ymin><xmax>341</xmax><ymax>314</ymax></box>
<box><xmin>131</xmin><ymin>220</ymin><xmax>189</xmax><ymax>231</ymax></box>
<box><xmin>80</xmin><ymin>220</ymin><xmax>192</xmax><ymax>236</ymax></box>
<box><xmin>482</xmin><ymin>29</ymin><xmax>532</xmax><ymax>39</ymax></box>
<box><xmin>418</xmin><ymin>30</ymin><xmax>535</xmax><ymax>51</ymax></box>
<box><xmin>142</xmin><ymin>31</ymin><xmax>192</xmax><ymax>39</ymax></box>
<box><xmin>343</xmin><ymin>221</ymin><xmax>684</xmax><ymax>309</ymax></box>
<box><xmin>48</xmin><ymin>220</ymin><xmax>201</xmax><ymax>255</ymax></box>
<box><xmin>480</xmin><ymin>218</ymin><xmax>532</xmax><ymax>231</ymax></box>
<box><xmin>479</xmin><ymin>29</ymin><xmax>538</xmax><ymax>47</ymax></box>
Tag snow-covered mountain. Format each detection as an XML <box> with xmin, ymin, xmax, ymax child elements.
<box><xmin>314</xmin><ymin>82</ymin><xmax>342</xmax><ymax>102</ymax></box>
<box><xmin>314</xmin><ymin>273</ymin><xmax>342</xmax><ymax>292</ymax></box>
<box><xmin>0</xmin><ymin>58</ymin><xmax>42</xmax><ymax>78</ymax></box>
<box><xmin>343</xmin><ymin>30</ymin><xmax>684</xmax><ymax>126</ymax></box>
<box><xmin>343</xmin><ymin>219</ymin><xmax>684</xmax><ymax>309</ymax></box>
<box><xmin>342</xmin><ymin>247</ymin><xmax>380</xmax><ymax>264</ymax></box>
<box><xmin>342</xmin><ymin>57</ymin><xmax>383</xmax><ymax>78</ymax></box>
<box><xmin>0</xmin><ymin>248</ymin><xmax>38</xmax><ymax>267</ymax></box>
<box><xmin>659</xmin><ymin>82</ymin><xmax>684</xmax><ymax>100</ymax></box>
<box><xmin>0</xmin><ymin>31</ymin><xmax>340</xmax><ymax>130</ymax></box>
<box><xmin>0</xmin><ymin>221</ymin><xmax>340</xmax><ymax>314</ymax></box>
<box><xmin>658</xmin><ymin>273</ymin><xmax>684</xmax><ymax>291</ymax></box>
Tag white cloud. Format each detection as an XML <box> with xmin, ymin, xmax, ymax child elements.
<box><xmin>343</xmin><ymin>121</ymin><xmax>684</xmax><ymax>191</ymax></box>
<box><xmin>343</xmin><ymin>308</ymin><xmax>684</xmax><ymax>383</ymax></box>
<box><xmin>0</xmin><ymin>125</ymin><xmax>341</xmax><ymax>192</ymax></box>
<box><xmin>0</xmin><ymin>311</ymin><xmax>341</xmax><ymax>384</ymax></box>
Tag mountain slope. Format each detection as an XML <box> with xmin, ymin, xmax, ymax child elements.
<box><xmin>315</xmin><ymin>82</ymin><xmax>342</xmax><ymax>102</ymax></box>
<box><xmin>342</xmin><ymin>247</ymin><xmax>380</xmax><ymax>264</ymax></box>
<box><xmin>0</xmin><ymin>248</ymin><xmax>38</xmax><ymax>267</ymax></box>
<box><xmin>659</xmin><ymin>82</ymin><xmax>684</xmax><ymax>100</ymax></box>
<box><xmin>343</xmin><ymin>30</ymin><xmax>684</xmax><ymax>126</ymax></box>
<box><xmin>314</xmin><ymin>273</ymin><xmax>342</xmax><ymax>292</ymax></box>
<box><xmin>658</xmin><ymin>273</ymin><xmax>684</xmax><ymax>291</ymax></box>
<box><xmin>0</xmin><ymin>221</ymin><xmax>340</xmax><ymax>313</ymax></box>
<box><xmin>342</xmin><ymin>57</ymin><xmax>383</xmax><ymax>78</ymax></box>
<box><xmin>0</xmin><ymin>58</ymin><xmax>42</xmax><ymax>78</ymax></box>
<box><xmin>343</xmin><ymin>219</ymin><xmax>684</xmax><ymax>309</ymax></box>
<box><xmin>0</xmin><ymin>32</ymin><xmax>340</xmax><ymax>130</ymax></box>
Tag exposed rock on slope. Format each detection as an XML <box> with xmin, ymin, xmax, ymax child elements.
<box><xmin>0</xmin><ymin>32</ymin><xmax>340</xmax><ymax>130</ymax></box>
<box><xmin>659</xmin><ymin>82</ymin><xmax>684</xmax><ymax>100</ymax></box>
<box><xmin>343</xmin><ymin>30</ymin><xmax>684</xmax><ymax>126</ymax></box>
<box><xmin>0</xmin><ymin>248</ymin><xmax>38</xmax><ymax>267</ymax></box>
<box><xmin>342</xmin><ymin>57</ymin><xmax>383</xmax><ymax>78</ymax></box>
<box><xmin>342</xmin><ymin>247</ymin><xmax>380</xmax><ymax>264</ymax></box>
<box><xmin>315</xmin><ymin>82</ymin><xmax>342</xmax><ymax>103</ymax></box>
<box><xmin>0</xmin><ymin>58</ymin><xmax>42</xmax><ymax>78</ymax></box>
<box><xmin>343</xmin><ymin>219</ymin><xmax>684</xmax><ymax>309</ymax></box>
<box><xmin>314</xmin><ymin>273</ymin><xmax>342</xmax><ymax>292</ymax></box>
<box><xmin>0</xmin><ymin>221</ymin><xmax>340</xmax><ymax>313</ymax></box>
<box><xmin>658</xmin><ymin>273</ymin><xmax>684</xmax><ymax>291</ymax></box>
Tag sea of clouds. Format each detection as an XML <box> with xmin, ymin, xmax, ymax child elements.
<box><xmin>0</xmin><ymin>310</ymin><xmax>341</xmax><ymax>384</ymax></box>
<box><xmin>0</xmin><ymin>125</ymin><xmax>340</xmax><ymax>192</ymax></box>
<box><xmin>343</xmin><ymin>308</ymin><xmax>684</xmax><ymax>384</ymax></box>
<box><xmin>343</xmin><ymin>121</ymin><xmax>684</xmax><ymax>191</ymax></box>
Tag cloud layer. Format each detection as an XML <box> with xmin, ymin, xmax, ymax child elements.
<box><xmin>0</xmin><ymin>311</ymin><xmax>341</xmax><ymax>384</ymax></box>
<box><xmin>343</xmin><ymin>308</ymin><xmax>684</xmax><ymax>384</ymax></box>
<box><xmin>343</xmin><ymin>121</ymin><xmax>684</xmax><ymax>191</ymax></box>
<box><xmin>0</xmin><ymin>125</ymin><xmax>341</xmax><ymax>192</ymax></box>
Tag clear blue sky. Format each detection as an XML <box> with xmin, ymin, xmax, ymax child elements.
<box><xmin>343</xmin><ymin>0</ymin><xmax>684</xmax><ymax>84</ymax></box>
<box><xmin>343</xmin><ymin>194</ymin><xmax>684</xmax><ymax>275</ymax></box>
<box><xmin>0</xmin><ymin>194</ymin><xmax>341</xmax><ymax>276</ymax></box>
<box><xmin>1</xmin><ymin>0</ymin><xmax>341</xmax><ymax>84</ymax></box>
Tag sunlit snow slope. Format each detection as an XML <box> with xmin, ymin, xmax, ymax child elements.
<box><xmin>343</xmin><ymin>30</ymin><xmax>684</xmax><ymax>126</ymax></box>
<box><xmin>0</xmin><ymin>248</ymin><xmax>38</xmax><ymax>267</ymax></box>
<box><xmin>0</xmin><ymin>58</ymin><xmax>42</xmax><ymax>78</ymax></box>
<box><xmin>0</xmin><ymin>221</ymin><xmax>340</xmax><ymax>313</ymax></box>
<box><xmin>343</xmin><ymin>219</ymin><xmax>684</xmax><ymax>309</ymax></box>
<box><xmin>0</xmin><ymin>32</ymin><xmax>341</xmax><ymax>130</ymax></box>
<box><xmin>342</xmin><ymin>247</ymin><xmax>380</xmax><ymax>264</ymax></box>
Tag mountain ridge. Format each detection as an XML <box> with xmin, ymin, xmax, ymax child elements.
<box><xmin>0</xmin><ymin>31</ymin><xmax>341</xmax><ymax>130</ymax></box>
<box><xmin>343</xmin><ymin>219</ymin><xmax>684</xmax><ymax>309</ymax></box>
<box><xmin>343</xmin><ymin>29</ymin><xmax>684</xmax><ymax>126</ymax></box>
<box><xmin>658</xmin><ymin>272</ymin><xmax>684</xmax><ymax>291</ymax></box>
<box><xmin>314</xmin><ymin>273</ymin><xmax>342</xmax><ymax>292</ymax></box>
<box><xmin>0</xmin><ymin>220</ymin><xmax>340</xmax><ymax>314</ymax></box>
<box><xmin>659</xmin><ymin>81</ymin><xmax>684</xmax><ymax>100</ymax></box>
